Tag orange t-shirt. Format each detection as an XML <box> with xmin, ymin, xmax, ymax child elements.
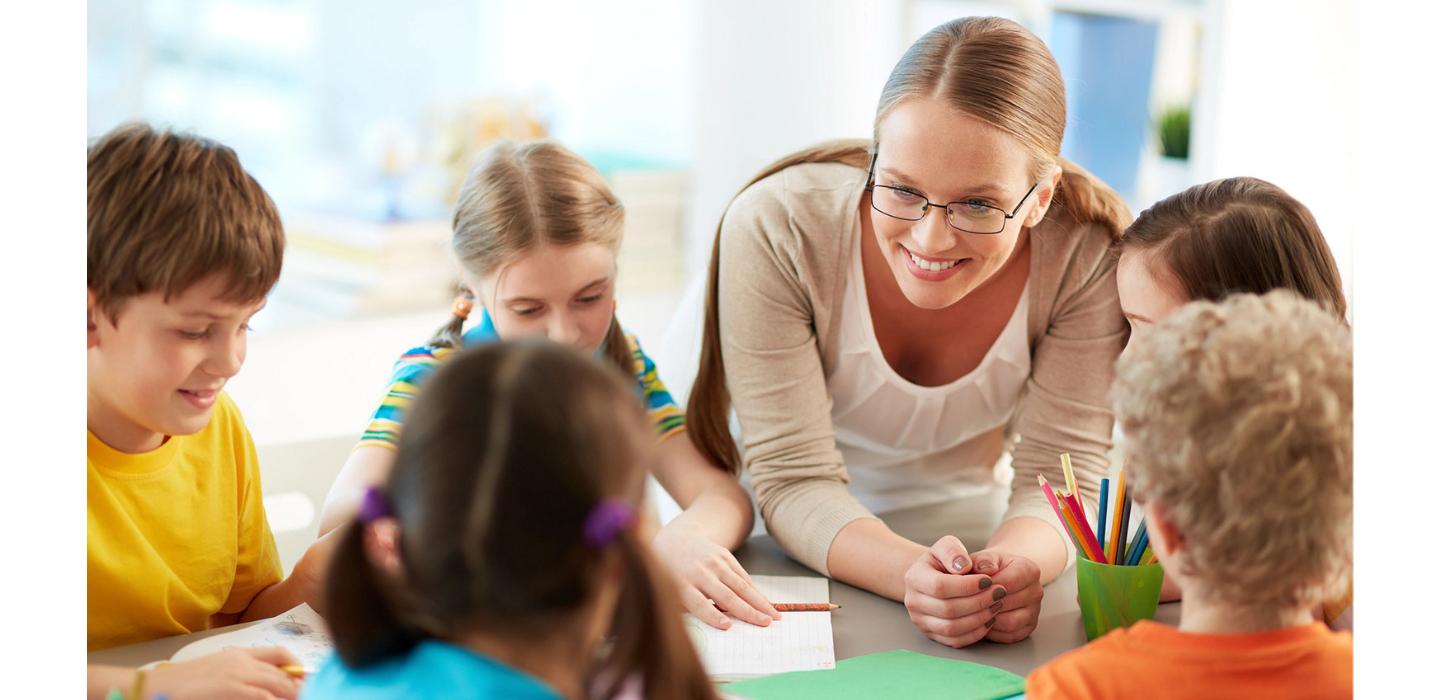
<box><xmin>1027</xmin><ymin>621</ymin><xmax>1352</xmax><ymax>700</ymax></box>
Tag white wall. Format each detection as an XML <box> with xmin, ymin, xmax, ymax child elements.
<box><xmin>1200</xmin><ymin>0</ymin><xmax>1354</xmax><ymax>303</ymax></box>
<box><xmin>684</xmin><ymin>0</ymin><xmax>908</xmax><ymax>276</ymax></box>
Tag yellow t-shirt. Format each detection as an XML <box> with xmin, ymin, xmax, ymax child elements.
<box><xmin>87</xmin><ymin>393</ymin><xmax>282</xmax><ymax>651</ymax></box>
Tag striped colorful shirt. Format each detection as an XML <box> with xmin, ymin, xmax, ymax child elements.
<box><xmin>358</xmin><ymin>310</ymin><xmax>685</xmax><ymax>450</ymax></box>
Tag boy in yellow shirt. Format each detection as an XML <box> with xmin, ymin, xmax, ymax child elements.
<box><xmin>1027</xmin><ymin>291</ymin><xmax>1353</xmax><ymax>699</ymax></box>
<box><xmin>87</xmin><ymin>124</ymin><xmax>328</xmax><ymax>699</ymax></box>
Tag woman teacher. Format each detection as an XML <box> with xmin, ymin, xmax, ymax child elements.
<box><xmin>688</xmin><ymin>17</ymin><xmax>1130</xmax><ymax>648</ymax></box>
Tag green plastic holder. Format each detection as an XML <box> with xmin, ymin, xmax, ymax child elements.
<box><xmin>1075</xmin><ymin>557</ymin><xmax>1164</xmax><ymax>641</ymax></box>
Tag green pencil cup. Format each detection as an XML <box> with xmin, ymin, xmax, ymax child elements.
<box><xmin>1075</xmin><ymin>557</ymin><xmax>1164</xmax><ymax>641</ymax></box>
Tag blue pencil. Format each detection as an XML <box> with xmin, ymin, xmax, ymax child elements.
<box><xmin>1126</xmin><ymin>521</ymin><xmax>1150</xmax><ymax>566</ymax></box>
<box><xmin>1096</xmin><ymin>478</ymin><xmax>1110</xmax><ymax>559</ymax></box>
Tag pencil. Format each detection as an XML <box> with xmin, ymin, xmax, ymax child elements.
<box><xmin>1116</xmin><ymin>489</ymin><xmax>1133</xmax><ymax>566</ymax></box>
<box><xmin>1107</xmin><ymin>470</ymin><xmax>1126</xmax><ymax>564</ymax></box>
<box><xmin>1057</xmin><ymin>496</ymin><xmax>1098</xmax><ymax>561</ymax></box>
<box><xmin>772</xmin><ymin>603</ymin><xmax>841</xmax><ymax>612</ymax></box>
<box><xmin>280</xmin><ymin>664</ymin><xmax>308</xmax><ymax>679</ymax></box>
<box><xmin>1125</xmin><ymin>520</ymin><xmax>1149</xmax><ymax>566</ymax></box>
<box><xmin>1038</xmin><ymin>474</ymin><xmax>1089</xmax><ymax>557</ymax></box>
<box><xmin>1061</xmin><ymin>489</ymin><xmax>1106</xmax><ymax>564</ymax></box>
<box><xmin>1060</xmin><ymin>453</ymin><xmax>1079</xmax><ymax>499</ymax></box>
<box><xmin>1096</xmin><ymin>478</ymin><xmax>1109</xmax><ymax>559</ymax></box>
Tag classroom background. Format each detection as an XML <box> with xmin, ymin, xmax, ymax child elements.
<box><xmin>86</xmin><ymin>0</ymin><xmax>1355</xmax><ymax>573</ymax></box>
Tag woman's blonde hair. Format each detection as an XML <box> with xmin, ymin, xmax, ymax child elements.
<box><xmin>433</xmin><ymin>140</ymin><xmax>633</xmax><ymax>373</ymax></box>
<box><xmin>1112</xmin><ymin>291</ymin><xmax>1352</xmax><ymax>614</ymax></box>
<box><xmin>689</xmin><ymin>17</ymin><xmax>1132</xmax><ymax>473</ymax></box>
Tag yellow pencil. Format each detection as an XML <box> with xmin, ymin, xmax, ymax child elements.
<box><xmin>1060</xmin><ymin>453</ymin><xmax>1078</xmax><ymax>497</ymax></box>
<box><xmin>280</xmin><ymin>664</ymin><xmax>308</xmax><ymax>679</ymax></box>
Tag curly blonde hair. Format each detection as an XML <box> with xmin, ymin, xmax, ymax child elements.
<box><xmin>1112</xmin><ymin>290</ymin><xmax>1351</xmax><ymax>611</ymax></box>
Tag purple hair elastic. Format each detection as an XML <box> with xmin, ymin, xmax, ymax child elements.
<box><xmin>359</xmin><ymin>486</ymin><xmax>394</xmax><ymax>524</ymax></box>
<box><xmin>582</xmin><ymin>498</ymin><xmax>635</xmax><ymax>549</ymax></box>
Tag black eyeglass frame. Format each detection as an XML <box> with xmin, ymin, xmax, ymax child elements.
<box><xmin>863</xmin><ymin>153</ymin><xmax>1039</xmax><ymax>235</ymax></box>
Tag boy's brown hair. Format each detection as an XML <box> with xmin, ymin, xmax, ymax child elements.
<box><xmin>1113</xmin><ymin>291</ymin><xmax>1352</xmax><ymax>614</ymax></box>
<box><xmin>88</xmin><ymin>123</ymin><xmax>285</xmax><ymax>321</ymax></box>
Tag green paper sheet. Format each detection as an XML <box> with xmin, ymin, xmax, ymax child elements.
<box><xmin>722</xmin><ymin>649</ymin><xmax>1026</xmax><ymax>700</ymax></box>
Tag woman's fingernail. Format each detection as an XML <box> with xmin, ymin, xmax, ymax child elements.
<box><xmin>979</xmin><ymin>578</ymin><xmax>993</xmax><ymax>590</ymax></box>
<box><xmin>990</xmin><ymin>601</ymin><xmax>1004</xmax><ymax>614</ymax></box>
<box><xmin>976</xmin><ymin>560</ymin><xmax>997</xmax><ymax>573</ymax></box>
<box><xmin>993</xmin><ymin>587</ymin><xmax>1007</xmax><ymax>601</ymax></box>
<box><xmin>952</xmin><ymin>557</ymin><xmax>969</xmax><ymax>572</ymax></box>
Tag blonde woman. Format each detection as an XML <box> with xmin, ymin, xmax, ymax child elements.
<box><xmin>688</xmin><ymin>17</ymin><xmax>1131</xmax><ymax>648</ymax></box>
<box><xmin>319</xmin><ymin>140</ymin><xmax>777</xmax><ymax>630</ymax></box>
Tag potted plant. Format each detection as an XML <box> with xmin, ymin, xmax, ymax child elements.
<box><xmin>1153</xmin><ymin>105</ymin><xmax>1192</xmax><ymax>196</ymax></box>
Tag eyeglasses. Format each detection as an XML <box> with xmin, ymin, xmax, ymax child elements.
<box><xmin>864</xmin><ymin>153</ymin><xmax>1039</xmax><ymax>235</ymax></box>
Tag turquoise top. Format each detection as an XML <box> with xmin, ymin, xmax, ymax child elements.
<box><xmin>302</xmin><ymin>640</ymin><xmax>563</xmax><ymax>700</ymax></box>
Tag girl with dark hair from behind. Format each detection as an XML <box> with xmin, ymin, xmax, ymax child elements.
<box><xmin>303</xmin><ymin>341</ymin><xmax>718</xmax><ymax>700</ymax></box>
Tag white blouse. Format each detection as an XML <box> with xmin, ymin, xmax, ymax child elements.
<box><xmin>827</xmin><ymin>234</ymin><xmax>1032</xmax><ymax>514</ymax></box>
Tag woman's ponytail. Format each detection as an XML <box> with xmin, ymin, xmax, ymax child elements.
<box><xmin>1050</xmin><ymin>156</ymin><xmax>1132</xmax><ymax>239</ymax></box>
<box><xmin>323</xmin><ymin>521</ymin><xmax>422</xmax><ymax>669</ymax></box>
<box><xmin>687</xmin><ymin>139</ymin><xmax>873</xmax><ymax>475</ymax></box>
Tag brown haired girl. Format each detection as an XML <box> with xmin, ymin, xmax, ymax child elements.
<box><xmin>318</xmin><ymin>140</ymin><xmax>777</xmax><ymax>631</ymax></box>
<box><xmin>1114</xmin><ymin>175</ymin><xmax>1351</xmax><ymax>629</ymax></box>
<box><xmin>306</xmin><ymin>341</ymin><xmax>718</xmax><ymax>699</ymax></box>
<box><xmin>687</xmin><ymin>17</ymin><xmax>1131</xmax><ymax>648</ymax></box>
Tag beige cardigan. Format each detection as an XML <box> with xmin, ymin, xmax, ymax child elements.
<box><xmin>717</xmin><ymin>161</ymin><xmax>1127</xmax><ymax>574</ymax></box>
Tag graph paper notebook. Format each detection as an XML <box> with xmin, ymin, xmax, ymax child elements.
<box><xmin>686</xmin><ymin>575</ymin><xmax>837</xmax><ymax>681</ymax></box>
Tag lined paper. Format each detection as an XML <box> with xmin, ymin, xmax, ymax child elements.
<box><xmin>687</xmin><ymin>575</ymin><xmax>836</xmax><ymax>681</ymax></box>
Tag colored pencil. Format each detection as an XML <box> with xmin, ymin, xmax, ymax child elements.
<box><xmin>1061</xmin><ymin>489</ymin><xmax>1107</xmax><ymax>563</ymax></box>
<box><xmin>1116</xmin><ymin>489</ymin><xmax>1133</xmax><ymax>566</ymax></box>
<box><xmin>1057</xmin><ymin>495</ymin><xmax>1100</xmax><ymax>561</ymax></box>
<box><xmin>280</xmin><ymin>664</ymin><xmax>308</xmax><ymax>679</ymax></box>
<box><xmin>1038</xmin><ymin>474</ymin><xmax>1089</xmax><ymax>557</ymax></box>
<box><xmin>1060</xmin><ymin>453</ymin><xmax>1079</xmax><ymax>498</ymax></box>
<box><xmin>1096</xmin><ymin>478</ymin><xmax>1110</xmax><ymax>559</ymax></box>
<box><xmin>1125</xmin><ymin>521</ymin><xmax>1150</xmax><ymax>566</ymax></box>
<box><xmin>772</xmin><ymin>603</ymin><xmax>841</xmax><ymax>612</ymax></box>
<box><xmin>1143</xmin><ymin>550</ymin><xmax>1158</xmax><ymax>566</ymax></box>
<box><xmin>1107</xmin><ymin>471</ymin><xmax>1126</xmax><ymax>564</ymax></box>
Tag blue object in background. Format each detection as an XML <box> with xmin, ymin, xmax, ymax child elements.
<box><xmin>1049</xmin><ymin>12</ymin><xmax>1159</xmax><ymax>203</ymax></box>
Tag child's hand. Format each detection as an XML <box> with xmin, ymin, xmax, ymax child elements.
<box><xmin>146</xmin><ymin>647</ymin><xmax>302</xmax><ymax>699</ymax></box>
<box><xmin>653</xmin><ymin>521</ymin><xmax>780</xmax><ymax>630</ymax></box>
<box><xmin>903</xmin><ymin>536</ymin><xmax>1006</xmax><ymax>648</ymax></box>
<box><xmin>290</xmin><ymin>527</ymin><xmax>344</xmax><ymax>615</ymax></box>
<box><xmin>967</xmin><ymin>549</ymin><xmax>1043</xmax><ymax>643</ymax></box>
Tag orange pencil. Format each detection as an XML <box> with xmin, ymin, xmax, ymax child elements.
<box><xmin>772</xmin><ymin>603</ymin><xmax>841</xmax><ymax>612</ymax></box>
<box><xmin>1106</xmin><ymin>470</ymin><xmax>1127</xmax><ymax>564</ymax></box>
<box><xmin>1037</xmin><ymin>474</ymin><xmax>1088</xmax><ymax>556</ymax></box>
<box><xmin>280</xmin><ymin>664</ymin><xmax>307</xmax><ymax>679</ymax></box>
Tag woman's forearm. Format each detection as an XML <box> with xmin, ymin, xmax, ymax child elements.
<box><xmin>826</xmin><ymin>518</ymin><xmax>928</xmax><ymax>601</ymax></box>
<box><xmin>985</xmin><ymin>515</ymin><xmax>1069</xmax><ymax>583</ymax></box>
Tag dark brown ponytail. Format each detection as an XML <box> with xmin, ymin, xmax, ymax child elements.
<box><xmin>687</xmin><ymin>139</ymin><xmax>873</xmax><ymax>475</ymax></box>
<box><xmin>593</xmin><ymin>533</ymin><xmax>718</xmax><ymax>699</ymax></box>
<box><xmin>324</xmin><ymin>519</ymin><xmax>423</xmax><ymax>667</ymax></box>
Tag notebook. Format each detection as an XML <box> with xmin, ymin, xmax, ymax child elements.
<box><xmin>170</xmin><ymin>603</ymin><xmax>332</xmax><ymax>672</ymax></box>
<box><xmin>687</xmin><ymin>575</ymin><xmax>837</xmax><ymax>682</ymax></box>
